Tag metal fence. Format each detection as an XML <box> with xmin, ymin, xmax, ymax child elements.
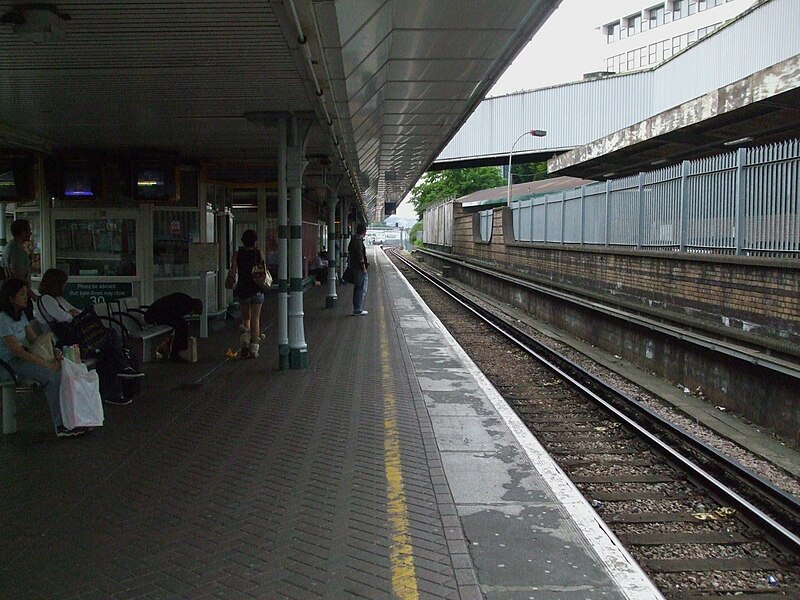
<box><xmin>422</xmin><ymin>198</ymin><xmax>453</xmax><ymax>247</ymax></box>
<box><xmin>511</xmin><ymin>139</ymin><xmax>800</xmax><ymax>257</ymax></box>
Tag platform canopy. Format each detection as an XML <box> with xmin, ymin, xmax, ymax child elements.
<box><xmin>0</xmin><ymin>0</ymin><xmax>559</xmax><ymax>219</ymax></box>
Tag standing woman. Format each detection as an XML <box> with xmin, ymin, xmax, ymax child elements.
<box><xmin>0</xmin><ymin>278</ymin><xmax>82</xmax><ymax>437</ymax></box>
<box><xmin>226</xmin><ymin>229</ymin><xmax>264</xmax><ymax>358</ymax></box>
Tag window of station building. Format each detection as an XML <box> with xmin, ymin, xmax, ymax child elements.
<box><xmin>54</xmin><ymin>218</ymin><xmax>136</xmax><ymax>277</ymax></box>
<box><xmin>671</xmin><ymin>0</ymin><xmax>685</xmax><ymax>20</ymax></box>
<box><xmin>688</xmin><ymin>0</ymin><xmax>698</xmax><ymax>16</ymax></box>
<box><xmin>153</xmin><ymin>209</ymin><xmax>200</xmax><ymax>277</ymax></box>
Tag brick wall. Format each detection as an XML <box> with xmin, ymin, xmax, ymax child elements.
<box><xmin>451</xmin><ymin>204</ymin><xmax>800</xmax><ymax>350</ymax></box>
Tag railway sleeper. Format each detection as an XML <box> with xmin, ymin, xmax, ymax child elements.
<box><xmin>608</xmin><ymin>511</ymin><xmax>722</xmax><ymax>523</ymax></box>
<box><xmin>619</xmin><ymin>532</ymin><xmax>747</xmax><ymax>545</ymax></box>
<box><xmin>673</xmin><ymin>591</ymin><xmax>800</xmax><ymax>599</ymax></box>
<box><xmin>591</xmin><ymin>491</ymin><xmax>689</xmax><ymax>501</ymax></box>
<box><xmin>572</xmin><ymin>474</ymin><xmax>674</xmax><ymax>484</ymax></box>
<box><xmin>642</xmin><ymin>558</ymin><xmax>780</xmax><ymax>572</ymax></box>
<box><xmin>559</xmin><ymin>458</ymin><xmax>654</xmax><ymax>467</ymax></box>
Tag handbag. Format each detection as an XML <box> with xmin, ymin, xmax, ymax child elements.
<box><xmin>342</xmin><ymin>265</ymin><xmax>354</xmax><ymax>284</ymax></box>
<box><xmin>70</xmin><ymin>305</ymin><xmax>113</xmax><ymax>357</ymax></box>
<box><xmin>29</xmin><ymin>332</ymin><xmax>56</xmax><ymax>363</ymax></box>
<box><xmin>252</xmin><ymin>250</ymin><xmax>273</xmax><ymax>292</ymax></box>
<box><xmin>59</xmin><ymin>357</ymin><xmax>104</xmax><ymax>428</ymax></box>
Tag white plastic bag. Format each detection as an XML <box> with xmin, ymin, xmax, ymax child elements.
<box><xmin>59</xmin><ymin>357</ymin><xmax>104</xmax><ymax>428</ymax></box>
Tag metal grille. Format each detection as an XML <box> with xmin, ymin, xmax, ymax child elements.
<box><xmin>501</xmin><ymin>139</ymin><xmax>800</xmax><ymax>258</ymax></box>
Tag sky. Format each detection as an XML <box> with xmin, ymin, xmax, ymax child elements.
<box><xmin>393</xmin><ymin>0</ymin><xmax>610</xmax><ymax>221</ymax></box>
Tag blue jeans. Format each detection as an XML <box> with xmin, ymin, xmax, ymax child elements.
<box><xmin>353</xmin><ymin>270</ymin><xmax>368</xmax><ymax>313</ymax></box>
<box><xmin>9</xmin><ymin>358</ymin><xmax>62</xmax><ymax>429</ymax></box>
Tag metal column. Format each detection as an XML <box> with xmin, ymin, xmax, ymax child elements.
<box><xmin>326</xmin><ymin>187</ymin><xmax>338</xmax><ymax>308</ymax></box>
<box><xmin>340</xmin><ymin>198</ymin><xmax>351</xmax><ymax>279</ymax></box>
<box><xmin>287</xmin><ymin>115</ymin><xmax>308</xmax><ymax>370</ymax></box>
<box><xmin>277</xmin><ymin>118</ymin><xmax>289</xmax><ymax>371</ymax></box>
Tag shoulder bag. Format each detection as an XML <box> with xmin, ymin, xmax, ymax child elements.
<box><xmin>251</xmin><ymin>250</ymin><xmax>273</xmax><ymax>292</ymax></box>
<box><xmin>37</xmin><ymin>297</ymin><xmax>81</xmax><ymax>346</ymax></box>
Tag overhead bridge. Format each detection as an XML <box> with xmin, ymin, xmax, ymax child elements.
<box><xmin>433</xmin><ymin>0</ymin><xmax>800</xmax><ymax>180</ymax></box>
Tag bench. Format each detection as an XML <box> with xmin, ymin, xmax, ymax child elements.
<box><xmin>0</xmin><ymin>358</ymin><xmax>42</xmax><ymax>435</ymax></box>
<box><xmin>97</xmin><ymin>298</ymin><xmax>172</xmax><ymax>363</ymax></box>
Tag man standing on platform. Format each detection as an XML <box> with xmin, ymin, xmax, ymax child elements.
<box><xmin>2</xmin><ymin>219</ymin><xmax>36</xmax><ymax>319</ymax></box>
<box><xmin>347</xmin><ymin>223</ymin><xmax>369</xmax><ymax>316</ymax></box>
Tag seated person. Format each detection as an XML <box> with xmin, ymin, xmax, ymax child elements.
<box><xmin>36</xmin><ymin>268</ymin><xmax>143</xmax><ymax>406</ymax></box>
<box><xmin>144</xmin><ymin>293</ymin><xmax>203</xmax><ymax>363</ymax></box>
<box><xmin>310</xmin><ymin>250</ymin><xmax>329</xmax><ymax>286</ymax></box>
<box><xmin>0</xmin><ymin>278</ymin><xmax>82</xmax><ymax>437</ymax></box>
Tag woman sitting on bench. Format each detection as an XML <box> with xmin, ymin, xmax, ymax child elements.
<box><xmin>36</xmin><ymin>268</ymin><xmax>143</xmax><ymax>406</ymax></box>
<box><xmin>0</xmin><ymin>278</ymin><xmax>82</xmax><ymax>437</ymax></box>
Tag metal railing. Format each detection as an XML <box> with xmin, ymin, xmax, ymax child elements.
<box><xmin>510</xmin><ymin>139</ymin><xmax>800</xmax><ymax>257</ymax></box>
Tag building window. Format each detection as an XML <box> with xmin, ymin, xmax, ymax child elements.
<box><xmin>54</xmin><ymin>218</ymin><xmax>137</xmax><ymax>277</ymax></box>
<box><xmin>688</xmin><ymin>0</ymin><xmax>698</xmax><ymax>15</ymax></box>
<box><xmin>606</xmin><ymin>21</ymin><xmax>619</xmax><ymax>43</ymax></box>
<box><xmin>671</xmin><ymin>0</ymin><xmax>684</xmax><ymax>19</ymax></box>
<box><xmin>626</xmin><ymin>13</ymin><xmax>642</xmax><ymax>36</ymax></box>
<box><xmin>649</xmin><ymin>4</ymin><xmax>665</xmax><ymax>28</ymax></box>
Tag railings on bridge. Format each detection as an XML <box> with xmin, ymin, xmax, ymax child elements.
<box><xmin>510</xmin><ymin>139</ymin><xmax>800</xmax><ymax>258</ymax></box>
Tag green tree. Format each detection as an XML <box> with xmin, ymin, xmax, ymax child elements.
<box><xmin>410</xmin><ymin>167</ymin><xmax>505</xmax><ymax>219</ymax></box>
<box><xmin>409</xmin><ymin>221</ymin><xmax>423</xmax><ymax>247</ymax></box>
<box><xmin>510</xmin><ymin>161</ymin><xmax>549</xmax><ymax>184</ymax></box>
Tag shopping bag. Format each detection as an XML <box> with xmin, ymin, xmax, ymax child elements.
<box><xmin>59</xmin><ymin>357</ymin><xmax>104</xmax><ymax>428</ymax></box>
<box><xmin>29</xmin><ymin>332</ymin><xmax>56</xmax><ymax>364</ymax></box>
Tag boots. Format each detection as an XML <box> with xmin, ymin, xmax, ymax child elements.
<box><xmin>239</xmin><ymin>331</ymin><xmax>251</xmax><ymax>358</ymax></box>
<box><xmin>248</xmin><ymin>343</ymin><xmax>259</xmax><ymax>358</ymax></box>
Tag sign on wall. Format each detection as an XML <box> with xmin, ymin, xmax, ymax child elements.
<box><xmin>63</xmin><ymin>282</ymin><xmax>133</xmax><ymax>309</ymax></box>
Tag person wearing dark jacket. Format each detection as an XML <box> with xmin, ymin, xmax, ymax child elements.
<box><xmin>225</xmin><ymin>229</ymin><xmax>265</xmax><ymax>358</ymax></box>
<box><xmin>144</xmin><ymin>293</ymin><xmax>203</xmax><ymax>362</ymax></box>
<box><xmin>347</xmin><ymin>223</ymin><xmax>369</xmax><ymax>315</ymax></box>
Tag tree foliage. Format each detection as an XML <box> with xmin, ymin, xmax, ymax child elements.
<box><xmin>511</xmin><ymin>161</ymin><xmax>549</xmax><ymax>184</ymax></box>
<box><xmin>410</xmin><ymin>167</ymin><xmax>505</xmax><ymax>219</ymax></box>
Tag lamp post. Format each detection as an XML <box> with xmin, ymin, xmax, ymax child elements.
<box><xmin>507</xmin><ymin>129</ymin><xmax>546</xmax><ymax>206</ymax></box>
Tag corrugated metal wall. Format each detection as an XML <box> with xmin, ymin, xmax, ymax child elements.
<box><xmin>438</xmin><ymin>0</ymin><xmax>800</xmax><ymax>163</ymax></box>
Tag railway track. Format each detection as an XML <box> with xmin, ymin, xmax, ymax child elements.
<box><xmin>387</xmin><ymin>248</ymin><xmax>800</xmax><ymax>599</ymax></box>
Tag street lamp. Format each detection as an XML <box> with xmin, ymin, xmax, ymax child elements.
<box><xmin>507</xmin><ymin>129</ymin><xmax>547</xmax><ymax>206</ymax></box>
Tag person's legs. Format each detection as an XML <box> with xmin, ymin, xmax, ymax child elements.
<box><xmin>359</xmin><ymin>271</ymin><xmax>369</xmax><ymax>310</ymax></box>
<box><xmin>239</xmin><ymin>301</ymin><xmax>252</xmax><ymax>351</ymax></box>
<box><xmin>11</xmin><ymin>359</ymin><xmax>63</xmax><ymax>430</ymax></box>
<box><xmin>248</xmin><ymin>295</ymin><xmax>264</xmax><ymax>357</ymax></box>
<box><xmin>168</xmin><ymin>318</ymin><xmax>189</xmax><ymax>358</ymax></box>
<box><xmin>240</xmin><ymin>301</ymin><xmax>251</xmax><ymax>333</ymax></box>
<box><xmin>353</xmin><ymin>271</ymin><xmax>366</xmax><ymax>313</ymax></box>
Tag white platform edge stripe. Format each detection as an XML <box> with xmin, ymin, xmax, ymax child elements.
<box><xmin>381</xmin><ymin>250</ymin><xmax>665</xmax><ymax>600</ymax></box>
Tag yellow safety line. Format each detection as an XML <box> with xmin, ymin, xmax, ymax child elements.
<box><xmin>380</xmin><ymin>303</ymin><xmax>420</xmax><ymax>600</ymax></box>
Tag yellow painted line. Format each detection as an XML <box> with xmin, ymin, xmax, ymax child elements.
<box><xmin>379</xmin><ymin>302</ymin><xmax>419</xmax><ymax>600</ymax></box>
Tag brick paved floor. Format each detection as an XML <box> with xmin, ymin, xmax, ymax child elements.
<box><xmin>0</xmin><ymin>281</ymin><xmax>468</xmax><ymax>599</ymax></box>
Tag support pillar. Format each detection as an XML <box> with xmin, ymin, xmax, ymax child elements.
<box><xmin>325</xmin><ymin>186</ymin><xmax>339</xmax><ymax>308</ymax></box>
<box><xmin>287</xmin><ymin>115</ymin><xmax>308</xmax><ymax>370</ymax></box>
<box><xmin>340</xmin><ymin>198</ymin><xmax>351</xmax><ymax>279</ymax></box>
<box><xmin>277</xmin><ymin>118</ymin><xmax>290</xmax><ymax>371</ymax></box>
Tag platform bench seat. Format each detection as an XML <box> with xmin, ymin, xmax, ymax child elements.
<box><xmin>96</xmin><ymin>298</ymin><xmax>172</xmax><ymax>364</ymax></box>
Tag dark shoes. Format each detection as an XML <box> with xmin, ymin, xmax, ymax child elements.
<box><xmin>104</xmin><ymin>395</ymin><xmax>132</xmax><ymax>406</ymax></box>
<box><xmin>117</xmin><ymin>367</ymin><xmax>145</xmax><ymax>379</ymax></box>
<box><xmin>56</xmin><ymin>425</ymin><xmax>85</xmax><ymax>437</ymax></box>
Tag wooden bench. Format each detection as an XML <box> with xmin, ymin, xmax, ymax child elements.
<box><xmin>98</xmin><ymin>298</ymin><xmax>173</xmax><ymax>363</ymax></box>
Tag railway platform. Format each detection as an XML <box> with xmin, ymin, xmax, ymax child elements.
<box><xmin>0</xmin><ymin>247</ymin><xmax>662</xmax><ymax>600</ymax></box>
